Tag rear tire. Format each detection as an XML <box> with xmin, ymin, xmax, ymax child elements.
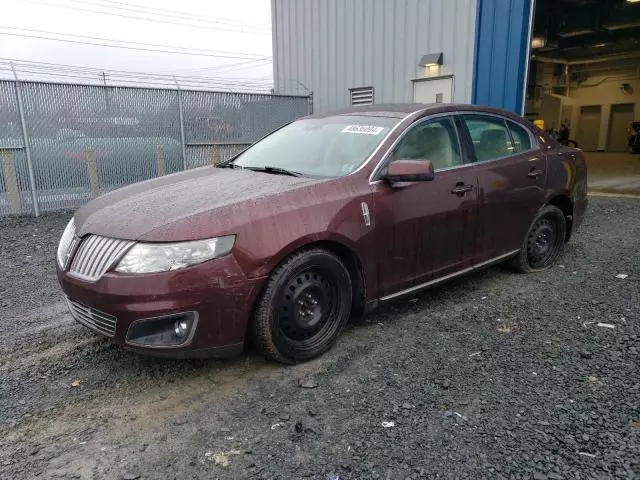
<box><xmin>251</xmin><ymin>249</ymin><xmax>352</xmax><ymax>364</ymax></box>
<box><xmin>510</xmin><ymin>205</ymin><xmax>567</xmax><ymax>273</ymax></box>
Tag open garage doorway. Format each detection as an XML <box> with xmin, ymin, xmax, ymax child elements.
<box><xmin>524</xmin><ymin>0</ymin><xmax>640</xmax><ymax>194</ymax></box>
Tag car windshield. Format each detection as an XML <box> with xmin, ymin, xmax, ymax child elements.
<box><xmin>232</xmin><ymin>115</ymin><xmax>399</xmax><ymax>177</ymax></box>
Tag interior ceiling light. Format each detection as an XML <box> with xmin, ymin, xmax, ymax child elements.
<box><xmin>605</xmin><ymin>21</ymin><xmax>640</xmax><ymax>30</ymax></box>
<box><xmin>558</xmin><ymin>29</ymin><xmax>594</xmax><ymax>38</ymax></box>
<box><xmin>531</xmin><ymin>37</ymin><xmax>546</xmax><ymax>49</ymax></box>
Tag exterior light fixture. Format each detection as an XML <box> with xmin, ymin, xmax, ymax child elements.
<box><xmin>418</xmin><ymin>53</ymin><xmax>444</xmax><ymax>67</ymax></box>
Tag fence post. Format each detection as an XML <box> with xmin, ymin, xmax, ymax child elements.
<box><xmin>308</xmin><ymin>91</ymin><xmax>314</xmax><ymax>115</ymax></box>
<box><xmin>207</xmin><ymin>145</ymin><xmax>220</xmax><ymax>165</ymax></box>
<box><xmin>1</xmin><ymin>150</ymin><xmax>22</xmax><ymax>213</ymax></box>
<box><xmin>85</xmin><ymin>148</ymin><xmax>99</xmax><ymax>198</ymax></box>
<box><xmin>174</xmin><ymin>77</ymin><xmax>188</xmax><ymax>171</ymax></box>
<box><xmin>11</xmin><ymin>64</ymin><xmax>39</xmax><ymax>217</ymax></box>
<box><xmin>155</xmin><ymin>144</ymin><xmax>166</xmax><ymax>176</ymax></box>
<box><xmin>230</xmin><ymin>144</ymin><xmax>239</xmax><ymax>157</ymax></box>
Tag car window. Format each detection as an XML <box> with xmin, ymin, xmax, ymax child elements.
<box><xmin>507</xmin><ymin>121</ymin><xmax>533</xmax><ymax>152</ymax></box>
<box><xmin>233</xmin><ymin>115</ymin><xmax>398</xmax><ymax>177</ymax></box>
<box><xmin>391</xmin><ymin>117</ymin><xmax>461</xmax><ymax>170</ymax></box>
<box><xmin>463</xmin><ymin>116</ymin><xmax>515</xmax><ymax>162</ymax></box>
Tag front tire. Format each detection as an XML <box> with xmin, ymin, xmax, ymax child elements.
<box><xmin>251</xmin><ymin>249</ymin><xmax>352</xmax><ymax>364</ymax></box>
<box><xmin>510</xmin><ymin>205</ymin><xmax>567</xmax><ymax>273</ymax></box>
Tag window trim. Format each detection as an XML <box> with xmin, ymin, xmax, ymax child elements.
<box><xmin>369</xmin><ymin>113</ymin><xmax>469</xmax><ymax>182</ymax></box>
<box><xmin>459</xmin><ymin>112</ymin><xmax>539</xmax><ymax>165</ymax></box>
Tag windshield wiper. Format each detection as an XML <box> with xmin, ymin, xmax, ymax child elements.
<box><xmin>244</xmin><ymin>166</ymin><xmax>303</xmax><ymax>177</ymax></box>
<box><xmin>217</xmin><ymin>161</ymin><xmax>240</xmax><ymax>169</ymax></box>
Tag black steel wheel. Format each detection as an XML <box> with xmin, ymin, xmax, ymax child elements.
<box><xmin>511</xmin><ymin>205</ymin><xmax>567</xmax><ymax>273</ymax></box>
<box><xmin>251</xmin><ymin>249</ymin><xmax>352</xmax><ymax>363</ymax></box>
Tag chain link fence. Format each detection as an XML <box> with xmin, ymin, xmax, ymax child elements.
<box><xmin>0</xmin><ymin>79</ymin><xmax>311</xmax><ymax>216</ymax></box>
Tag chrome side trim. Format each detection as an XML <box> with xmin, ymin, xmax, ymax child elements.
<box><xmin>360</xmin><ymin>201</ymin><xmax>371</xmax><ymax>227</ymax></box>
<box><xmin>379</xmin><ymin>249</ymin><xmax>519</xmax><ymax>302</ymax></box>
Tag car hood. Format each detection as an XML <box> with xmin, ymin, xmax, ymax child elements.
<box><xmin>75</xmin><ymin>166</ymin><xmax>327</xmax><ymax>241</ymax></box>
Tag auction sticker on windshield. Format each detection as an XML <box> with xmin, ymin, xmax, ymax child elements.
<box><xmin>341</xmin><ymin>125</ymin><xmax>385</xmax><ymax>135</ymax></box>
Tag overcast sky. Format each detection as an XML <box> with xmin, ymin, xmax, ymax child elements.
<box><xmin>0</xmin><ymin>0</ymin><xmax>273</xmax><ymax>87</ymax></box>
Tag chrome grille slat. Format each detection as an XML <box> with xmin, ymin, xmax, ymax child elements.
<box><xmin>70</xmin><ymin>306</ymin><xmax>114</xmax><ymax>331</ymax></box>
<box><xmin>67</xmin><ymin>298</ymin><xmax>117</xmax><ymax>337</ymax></box>
<box><xmin>113</xmin><ymin>242</ymin><xmax>132</xmax><ymax>260</ymax></box>
<box><xmin>79</xmin><ymin>236</ymin><xmax>101</xmax><ymax>273</ymax></box>
<box><xmin>72</xmin><ymin>235</ymin><xmax>96</xmax><ymax>272</ymax></box>
<box><xmin>74</xmin><ymin>315</ymin><xmax>113</xmax><ymax>337</ymax></box>
<box><xmin>70</xmin><ymin>236</ymin><xmax>90</xmax><ymax>271</ymax></box>
<box><xmin>87</xmin><ymin>236</ymin><xmax>110</xmax><ymax>278</ymax></box>
<box><xmin>92</xmin><ymin>238</ymin><xmax>119</xmax><ymax>278</ymax></box>
<box><xmin>69</xmin><ymin>307</ymin><xmax>115</xmax><ymax>335</ymax></box>
<box><xmin>68</xmin><ymin>234</ymin><xmax>135</xmax><ymax>281</ymax></box>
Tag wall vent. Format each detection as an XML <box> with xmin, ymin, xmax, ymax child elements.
<box><xmin>349</xmin><ymin>86</ymin><xmax>374</xmax><ymax>106</ymax></box>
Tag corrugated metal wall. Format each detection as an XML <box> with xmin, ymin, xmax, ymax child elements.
<box><xmin>272</xmin><ymin>0</ymin><xmax>478</xmax><ymax>113</ymax></box>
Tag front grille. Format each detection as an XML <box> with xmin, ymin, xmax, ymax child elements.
<box><xmin>69</xmin><ymin>235</ymin><xmax>135</xmax><ymax>281</ymax></box>
<box><xmin>67</xmin><ymin>298</ymin><xmax>117</xmax><ymax>337</ymax></box>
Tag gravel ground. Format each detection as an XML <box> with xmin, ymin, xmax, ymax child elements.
<box><xmin>0</xmin><ymin>197</ymin><xmax>638</xmax><ymax>480</ymax></box>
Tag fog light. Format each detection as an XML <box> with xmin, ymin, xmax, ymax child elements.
<box><xmin>125</xmin><ymin>312</ymin><xmax>197</xmax><ymax>347</ymax></box>
<box><xmin>174</xmin><ymin>319</ymin><xmax>189</xmax><ymax>339</ymax></box>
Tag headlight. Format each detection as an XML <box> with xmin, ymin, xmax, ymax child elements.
<box><xmin>114</xmin><ymin>235</ymin><xmax>235</xmax><ymax>274</ymax></box>
<box><xmin>56</xmin><ymin>218</ymin><xmax>76</xmax><ymax>268</ymax></box>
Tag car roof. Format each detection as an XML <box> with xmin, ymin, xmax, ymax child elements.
<box><xmin>306</xmin><ymin>103</ymin><xmax>527</xmax><ymax>121</ymax></box>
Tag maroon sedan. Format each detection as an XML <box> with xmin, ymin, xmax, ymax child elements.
<box><xmin>57</xmin><ymin>104</ymin><xmax>587</xmax><ymax>363</ymax></box>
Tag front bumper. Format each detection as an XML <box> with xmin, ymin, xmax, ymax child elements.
<box><xmin>57</xmin><ymin>254</ymin><xmax>266</xmax><ymax>358</ymax></box>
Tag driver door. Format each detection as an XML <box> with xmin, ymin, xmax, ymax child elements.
<box><xmin>372</xmin><ymin>116</ymin><xmax>478</xmax><ymax>298</ymax></box>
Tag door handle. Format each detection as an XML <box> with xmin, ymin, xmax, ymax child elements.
<box><xmin>528</xmin><ymin>168</ymin><xmax>544</xmax><ymax>178</ymax></box>
<box><xmin>451</xmin><ymin>183</ymin><xmax>473</xmax><ymax>195</ymax></box>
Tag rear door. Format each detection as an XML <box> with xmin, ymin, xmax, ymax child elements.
<box><xmin>460</xmin><ymin>114</ymin><xmax>546</xmax><ymax>262</ymax></box>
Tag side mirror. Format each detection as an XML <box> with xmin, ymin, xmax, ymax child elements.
<box><xmin>384</xmin><ymin>160</ymin><xmax>435</xmax><ymax>185</ymax></box>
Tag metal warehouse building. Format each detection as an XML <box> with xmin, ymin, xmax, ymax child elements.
<box><xmin>271</xmin><ymin>0</ymin><xmax>640</xmax><ymax>154</ymax></box>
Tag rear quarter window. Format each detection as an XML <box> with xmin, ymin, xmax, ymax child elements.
<box><xmin>507</xmin><ymin>121</ymin><xmax>533</xmax><ymax>152</ymax></box>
